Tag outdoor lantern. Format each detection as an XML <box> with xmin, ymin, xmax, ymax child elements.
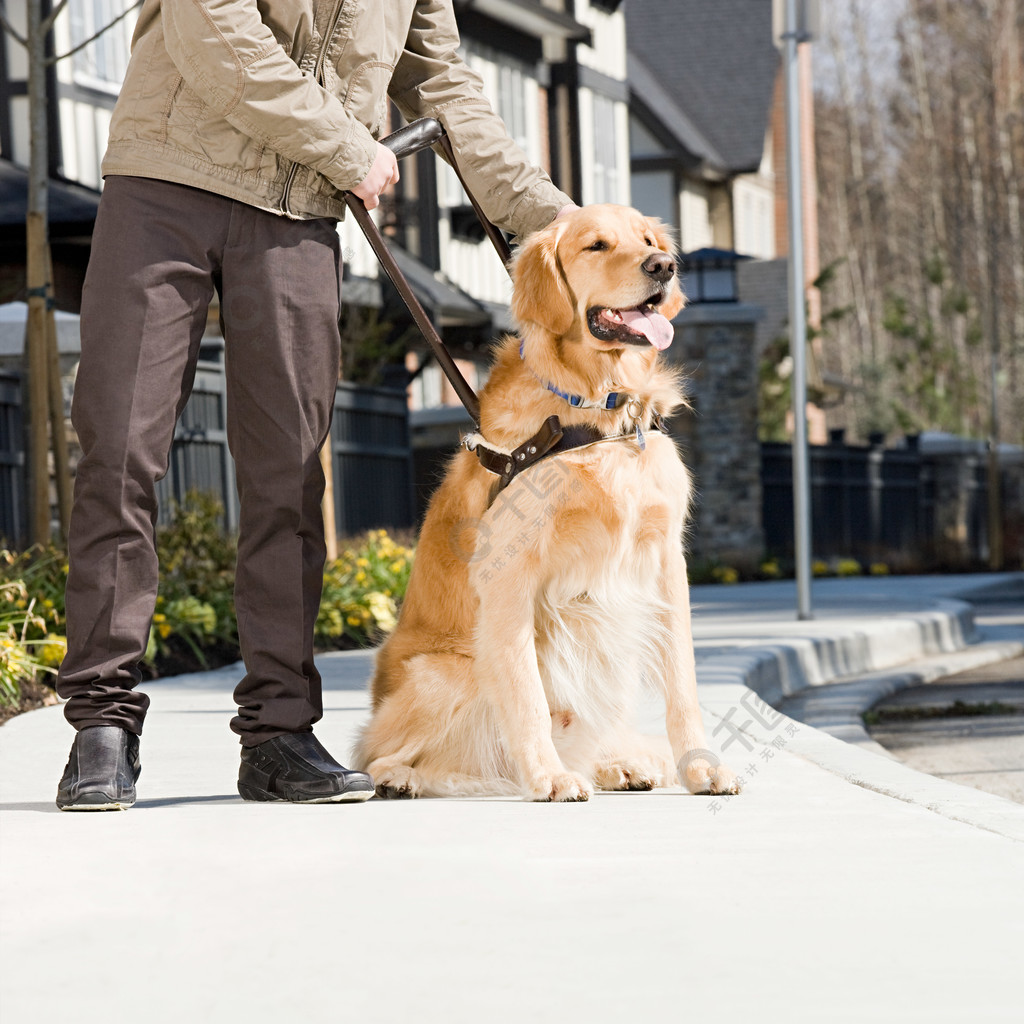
<box><xmin>681</xmin><ymin>248</ymin><xmax>750</xmax><ymax>303</ymax></box>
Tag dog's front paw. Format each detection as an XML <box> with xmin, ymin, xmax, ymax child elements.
<box><xmin>594</xmin><ymin>761</ymin><xmax>658</xmax><ymax>791</ymax></box>
<box><xmin>679</xmin><ymin>753</ymin><xmax>741</xmax><ymax>796</ymax></box>
<box><xmin>528</xmin><ymin>771</ymin><xmax>593</xmax><ymax>802</ymax></box>
<box><xmin>372</xmin><ymin>764</ymin><xmax>421</xmax><ymax>799</ymax></box>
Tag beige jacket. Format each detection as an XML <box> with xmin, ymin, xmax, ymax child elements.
<box><xmin>102</xmin><ymin>0</ymin><xmax>570</xmax><ymax>236</ymax></box>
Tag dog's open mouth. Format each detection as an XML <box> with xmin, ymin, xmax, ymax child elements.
<box><xmin>586</xmin><ymin>295</ymin><xmax>674</xmax><ymax>350</ymax></box>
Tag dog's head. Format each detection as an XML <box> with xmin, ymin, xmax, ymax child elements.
<box><xmin>510</xmin><ymin>204</ymin><xmax>686</xmax><ymax>352</ymax></box>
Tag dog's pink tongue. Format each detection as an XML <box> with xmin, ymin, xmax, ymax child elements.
<box><xmin>620</xmin><ymin>308</ymin><xmax>674</xmax><ymax>350</ymax></box>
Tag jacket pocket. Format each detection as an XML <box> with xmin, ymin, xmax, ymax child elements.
<box><xmin>342</xmin><ymin>61</ymin><xmax>395</xmax><ymax>137</ymax></box>
<box><xmin>164</xmin><ymin>76</ymin><xmax>265</xmax><ymax>174</ymax></box>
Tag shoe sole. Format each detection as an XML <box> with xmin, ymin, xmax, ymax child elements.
<box><xmin>237</xmin><ymin>782</ymin><xmax>374</xmax><ymax>804</ymax></box>
<box><xmin>57</xmin><ymin>799</ymin><xmax>134</xmax><ymax>811</ymax></box>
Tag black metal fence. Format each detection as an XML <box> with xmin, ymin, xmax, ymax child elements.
<box><xmin>0</xmin><ymin>370</ymin><xmax>26</xmax><ymax>546</ymax></box>
<box><xmin>155</xmin><ymin>362</ymin><xmax>238</xmax><ymax>529</ymax></box>
<box><xmin>762</xmin><ymin>438</ymin><xmax>1023</xmax><ymax>570</ymax></box>
<box><xmin>326</xmin><ymin>381</ymin><xmax>415</xmax><ymax>536</ymax></box>
<box><xmin>0</xmin><ymin>369</ymin><xmax>414</xmax><ymax>547</ymax></box>
<box><xmin>2</xmin><ymin>362</ymin><xmax>1019</xmax><ymax>568</ymax></box>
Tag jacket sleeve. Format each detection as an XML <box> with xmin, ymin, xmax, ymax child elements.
<box><xmin>389</xmin><ymin>0</ymin><xmax>573</xmax><ymax>239</ymax></box>
<box><xmin>160</xmin><ymin>0</ymin><xmax>378</xmax><ymax>190</ymax></box>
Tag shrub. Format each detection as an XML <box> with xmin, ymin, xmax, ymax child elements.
<box><xmin>153</xmin><ymin>491</ymin><xmax>238</xmax><ymax>668</ymax></box>
<box><xmin>1</xmin><ymin>492</ymin><xmax>424</xmax><ymax>705</ymax></box>
<box><xmin>0</xmin><ymin>576</ymin><xmax>60</xmax><ymax>710</ymax></box>
<box><xmin>317</xmin><ymin>530</ymin><xmax>413</xmax><ymax>648</ymax></box>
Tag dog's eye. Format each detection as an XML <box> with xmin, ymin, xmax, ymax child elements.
<box><xmin>645</xmin><ymin>237</ymin><xmax>655</xmax><ymax>247</ymax></box>
<box><xmin>586</xmin><ymin>239</ymin><xmax>608</xmax><ymax>252</ymax></box>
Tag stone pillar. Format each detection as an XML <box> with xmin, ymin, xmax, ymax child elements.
<box><xmin>666</xmin><ymin>303</ymin><xmax>765</xmax><ymax>573</ymax></box>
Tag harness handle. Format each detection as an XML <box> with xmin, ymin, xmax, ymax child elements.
<box><xmin>378</xmin><ymin>117</ymin><xmax>445</xmax><ymax>160</ymax></box>
<box><xmin>380</xmin><ymin>118</ymin><xmax>513</xmax><ymax>269</ymax></box>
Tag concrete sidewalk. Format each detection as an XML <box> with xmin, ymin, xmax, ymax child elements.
<box><xmin>2</xmin><ymin>573</ymin><xmax>1023</xmax><ymax>1023</ymax></box>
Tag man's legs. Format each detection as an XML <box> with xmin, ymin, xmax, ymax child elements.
<box><xmin>58</xmin><ymin>177</ymin><xmax>222</xmax><ymax>729</ymax></box>
<box><xmin>220</xmin><ymin>201</ymin><xmax>372</xmax><ymax>801</ymax></box>
<box><xmin>56</xmin><ymin>177</ymin><xmax>225</xmax><ymax>809</ymax></box>
<box><xmin>220</xmin><ymin>205</ymin><xmax>340</xmax><ymax>741</ymax></box>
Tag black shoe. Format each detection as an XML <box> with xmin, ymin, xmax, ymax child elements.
<box><xmin>56</xmin><ymin>726</ymin><xmax>142</xmax><ymax>811</ymax></box>
<box><xmin>238</xmin><ymin>732</ymin><xmax>374</xmax><ymax>803</ymax></box>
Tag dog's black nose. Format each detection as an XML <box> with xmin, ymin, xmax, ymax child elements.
<box><xmin>641</xmin><ymin>252</ymin><xmax>676</xmax><ymax>282</ymax></box>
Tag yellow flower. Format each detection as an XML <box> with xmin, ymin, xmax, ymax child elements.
<box><xmin>356</xmin><ymin>558</ymin><xmax>370</xmax><ymax>568</ymax></box>
<box><xmin>366</xmin><ymin>591</ymin><xmax>397</xmax><ymax>632</ymax></box>
<box><xmin>39</xmin><ymin>633</ymin><xmax>66</xmax><ymax>667</ymax></box>
<box><xmin>869</xmin><ymin>562</ymin><xmax>890</xmax><ymax>576</ymax></box>
<box><xmin>355</xmin><ymin>571</ymin><xmax>367</xmax><ymax>584</ymax></box>
<box><xmin>346</xmin><ymin>615</ymin><xmax>362</xmax><ymax>627</ymax></box>
<box><xmin>812</xmin><ymin>560</ymin><xmax>830</xmax><ymax>577</ymax></box>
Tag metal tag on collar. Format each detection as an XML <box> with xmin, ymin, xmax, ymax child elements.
<box><xmin>626</xmin><ymin>398</ymin><xmax>645</xmax><ymax>450</ymax></box>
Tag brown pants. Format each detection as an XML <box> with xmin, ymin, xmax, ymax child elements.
<box><xmin>57</xmin><ymin>176</ymin><xmax>342</xmax><ymax>744</ymax></box>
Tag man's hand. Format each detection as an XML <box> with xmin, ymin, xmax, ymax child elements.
<box><xmin>352</xmin><ymin>143</ymin><xmax>400</xmax><ymax>210</ymax></box>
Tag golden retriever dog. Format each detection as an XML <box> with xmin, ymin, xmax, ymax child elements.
<box><xmin>353</xmin><ymin>203</ymin><xmax>740</xmax><ymax>801</ymax></box>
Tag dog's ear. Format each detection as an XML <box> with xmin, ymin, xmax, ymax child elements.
<box><xmin>511</xmin><ymin>222</ymin><xmax>576</xmax><ymax>337</ymax></box>
<box><xmin>646</xmin><ymin>215</ymin><xmax>687</xmax><ymax>320</ymax></box>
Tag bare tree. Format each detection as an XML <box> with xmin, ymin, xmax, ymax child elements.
<box><xmin>814</xmin><ymin>0</ymin><xmax>1023</xmax><ymax>448</ymax></box>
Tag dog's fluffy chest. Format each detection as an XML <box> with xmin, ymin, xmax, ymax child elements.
<box><xmin>485</xmin><ymin>435</ymin><xmax>689</xmax><ymax>724</ymax></box>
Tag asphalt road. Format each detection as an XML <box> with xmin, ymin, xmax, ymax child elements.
<box><xmin>866</xmin><ymin>601</ymin><xmax>1024</xmax><ymax>805</ymax></box>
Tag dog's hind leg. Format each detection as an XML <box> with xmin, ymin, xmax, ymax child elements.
<box><xmin>356</xmin><ymin>652</ymin><xmax>515</xmax><ymax>798</ymax></box>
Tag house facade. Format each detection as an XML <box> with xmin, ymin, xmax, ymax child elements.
<box><xmin>2</xmin><ymin>0</ymin><xmax>793</xmax><ymax>384</ymax></box>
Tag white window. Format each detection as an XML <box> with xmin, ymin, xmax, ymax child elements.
<box><xmin>632</xmin><ymin>170</ymin><xmax>675</xmax><ymax>228</ymax></box>
<box><xmin>68</xmin><ymin>0</ymin><xmax>135</xmax><ymax>93</ymax></box>
<box><xmin>591</xmin><ymin>93</ymin><xmax>619</xmax><ymax>205</ymax></box>
<box><xmin>445</xmin><ymin>41</ymin><xmax>537</xmax><ymax>205</ymax></box>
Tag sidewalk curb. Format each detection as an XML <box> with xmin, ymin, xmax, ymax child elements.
<box><xmin>777</xmin><ymin>638</ymin><xmax>1024</xmax><ymax>752</ymax></box>
<box><xmin>694</xmin><ymin>597</ymin><xmax>978</xmax><ymax>706</ymax></box>
<box><xmin>691</xmin><ymin>597</ymin><xmax>1024</xmax><ymax>843</ymax></box>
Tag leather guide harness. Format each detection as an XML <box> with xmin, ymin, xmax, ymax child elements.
<box><xmin>463</xmin><ymin>402</ymin><xmax>670</xmax><ymax>502</ymax></box>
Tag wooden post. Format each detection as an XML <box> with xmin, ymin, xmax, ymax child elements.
<box><xmin>25</xmin><ymin>213</ymin><xmax>51</xmax><ymax>546</ymax></box>
<box><xmin>320</xmin><ymin>442</ymin><xmax>338</xmax><ymax>562</ymax></box>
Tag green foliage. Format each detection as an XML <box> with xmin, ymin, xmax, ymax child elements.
<box><xmin>0</xmin><ymin>554</ymin><xmax>64</xmax><ymax>708</ymax></box>
<box><xmin>872</xmin><ymin>251</ymin><xmax>985</xmax><ymax>438</ymax></box>
<box><xmin>338</xmin><ymin>305</ymin><xmax>416</xmax><ymax>387</ymax></box>
<box><xmin>0</xmin><ymin>493</ymin><xmax>417</xmax><ymax>703</ymax></box>
<box><xmin>153</xmin><ymin>491</ymin><xmax>238</xmax><ymax>667</ymax></box>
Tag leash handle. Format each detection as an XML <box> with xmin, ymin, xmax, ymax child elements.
<box><xmin>378</xmin><ymin>118</ymin><xmax>513</xmax><ymax>273</ymax></box>
<box><xmin>378</xmin><ymin>117</ymin><xmax>445</xmax><ymax>160</ymax></box>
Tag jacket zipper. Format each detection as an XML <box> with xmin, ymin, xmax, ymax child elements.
<box><xmin>280</xmin><ymin>0</ymin><xmax>345</xmax><ymax>215</ymax></box>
